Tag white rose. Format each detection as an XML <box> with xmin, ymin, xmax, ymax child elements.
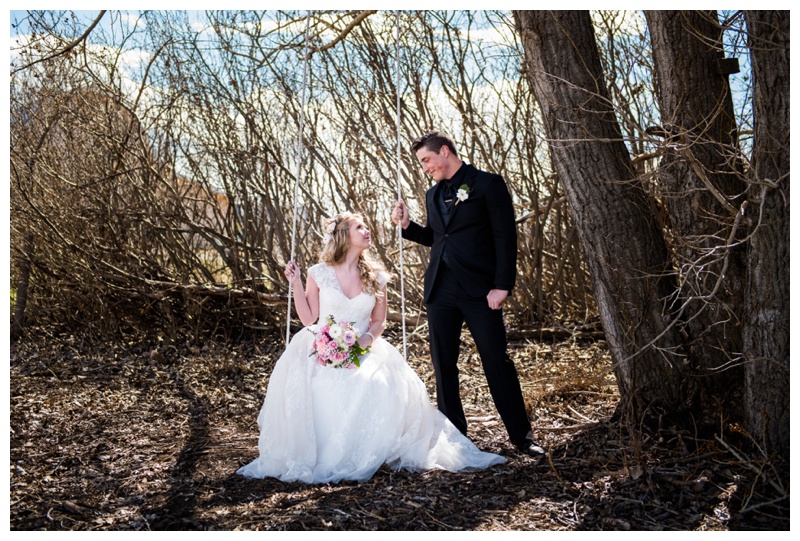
<box><xmin>328</xmin><ymin>324</ymin><xmax>343</xmax><ymax>339</ymax></box>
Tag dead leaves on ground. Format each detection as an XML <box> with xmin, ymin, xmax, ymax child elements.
<box><xmin>10</xmin><ymin>330</ymin><xmax>788</xmax><ymax>530</ymax></box>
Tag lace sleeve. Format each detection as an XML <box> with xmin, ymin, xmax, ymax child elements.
<box><xmin>307</xmin><ymin>263</ymin><xmax>331</xmax><ymax>289</ymax></box>
<box><xmin>378</xmin><ymin>271</ymin><xmax>390</xmax><ymax>289</ymax></box>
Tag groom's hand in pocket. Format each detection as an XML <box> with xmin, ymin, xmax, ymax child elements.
<box><xmin>486</xmin><ymin>289</ymin><xmax>509</xmax><ymax>310</ymax></box>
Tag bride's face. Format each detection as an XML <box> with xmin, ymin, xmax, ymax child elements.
<box><xmin>348</xmin><ymin>219</ymin><xmax>371</xmax><ymax>251</ymax></box>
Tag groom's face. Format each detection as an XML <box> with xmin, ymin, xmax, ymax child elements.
<box><xmin>415</xmin><ymin>146</ymin><xmax>450</xmax><ymax>183</ymax></box>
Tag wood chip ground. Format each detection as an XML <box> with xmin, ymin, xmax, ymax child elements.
<box><xmin>10</xmin><ymin>328</ymin><xmax>788</xmax><ymax>530</ymax></box>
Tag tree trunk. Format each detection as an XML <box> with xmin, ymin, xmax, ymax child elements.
<box><xmin>742</xmin><ymin>10</ymin><xmax>789</xmax><ymax>461</ymax></box>
<box><xmin>513</xmin><ymin>11</ymin><xmax>692</xmax><ymax>417</ymax></box>
<box><xmin>644</xmin><ymin>10</ymin><xmax>748</xmax><ymax>404</ymax></box>
<box><xmin>11</xmin><ymin>232</ymin><xmax>34</xmax><ymax>341</ymax></box>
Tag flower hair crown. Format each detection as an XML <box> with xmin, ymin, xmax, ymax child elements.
<box><xmin>322</xmin><ymin>221</ymin><xmax>336</xmax><ymax>243</ymax></box>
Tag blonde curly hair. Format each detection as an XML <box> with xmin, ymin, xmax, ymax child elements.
<box><xmin>319</xmin><ymin>212</ymin><xmax>389</xmax><ymax>297</ymax></box>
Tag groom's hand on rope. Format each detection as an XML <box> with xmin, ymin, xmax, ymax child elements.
<box><xmin>392</xmin><ymin>200</ymin><xmax>410</xmax><ymax>229</ymax></box>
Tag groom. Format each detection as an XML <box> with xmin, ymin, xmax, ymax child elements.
<box><xmin>392</xmin><ymin>130</ymin><xmax>544</xmax><ymax>457</ymax></box>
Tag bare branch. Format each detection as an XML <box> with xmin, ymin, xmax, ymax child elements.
<box><xmin>305</xmin><ymin>10</ymin><xmax>378</xmax><ymax>58</ymax></box>
<box><xmin>12</xmin><ymin>10</ymin><xmax>107</xmax><ymax>74</ymax></box>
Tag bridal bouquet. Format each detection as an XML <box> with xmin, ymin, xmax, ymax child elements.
<box><xmin>310</xmin><ymin>315</ymin><xmax>370</xmax><ymax>369</ymax></box>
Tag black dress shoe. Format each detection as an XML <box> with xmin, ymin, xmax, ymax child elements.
<box><xmin>516</xmin><ymin>441</ymin><xmax>545</xmax><ymax>457</ymax></box>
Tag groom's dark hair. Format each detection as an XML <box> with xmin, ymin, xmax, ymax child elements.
<box><xmin>411</xmin><ymin>130</ymin><xmax>459</xmax><ymax>159</ymax></box>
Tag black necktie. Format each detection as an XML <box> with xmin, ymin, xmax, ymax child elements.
<box><xmin>444</xmin><ymin>180</ymin><xmax>456</xmax><ymax>204</ymax></box>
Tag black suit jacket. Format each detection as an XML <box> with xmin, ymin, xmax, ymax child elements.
<box><xmin>402</xmin><ymin>163</ymin><xmax>517</xmax><ymax>303</ymax></box>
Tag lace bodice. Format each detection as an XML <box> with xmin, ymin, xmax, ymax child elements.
<box><xmin>308</xmin><ymin>263</ymin><xmax>387</xmax><ymax>334</ymax></box>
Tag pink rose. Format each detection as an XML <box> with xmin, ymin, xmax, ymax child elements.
<box><xmin>342</xmin><ymin>330</ymin><xmax>356</xmax><ymax>347</ymax></box>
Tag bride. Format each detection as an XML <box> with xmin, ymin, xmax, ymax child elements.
<box><xmin>237</xmin><ymin>212</ymin><xmax>505</xmax><ymax>483</ymax></box>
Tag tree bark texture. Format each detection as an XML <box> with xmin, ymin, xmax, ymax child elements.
<box><xmin>644</xmin><ymin>10</ymin><xmax>748</xmax><ymax>400</ymax></box>
<box><xmin>513</xmin><ymin>11</ymin><xmax>691</xmax><ymax>415</ymax></box>
<box><xmin>743</xmin><ymin>10</ymin><xmax>789</xmax><ymax>460</ymax></box>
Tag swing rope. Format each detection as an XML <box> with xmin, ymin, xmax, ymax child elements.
<box><xmin>285</xmin><ymin>11</ymin><xmax>409</xmax><ymax>359</ymax></box>
<box><xmin>394</xmin><ymin>10</ymin><xmax>408</xmax><ymax>362</ymax></box>
<box><xmin>285</xmin><ymin>14</ymin><xmax>312</xmax><ymax>347</ymax></box>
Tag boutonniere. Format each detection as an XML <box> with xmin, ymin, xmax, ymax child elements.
<box><xmin>455</xmin><ymin>184</ymin><xmax>471</xmax><ymax>205</ymax></box>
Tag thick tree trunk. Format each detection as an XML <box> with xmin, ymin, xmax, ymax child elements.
<box><xmin>644</xmin><ymin>11</ymin><xmax>748</xmax><ymax>403</ymax></box>
<box><xmin>513</xmin><ymin>11</ymin><xmax>692</xmax><ymax>416</ymax></box>
<box><xmin>743</xmin><ymin>10</ymin><xmax>789</xmax><ymax>461</ymax></box>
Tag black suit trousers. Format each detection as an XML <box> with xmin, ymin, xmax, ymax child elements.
<box><xmin>426</xmin><ymin>263</ymin><xmax>532</xmax><ymax>445</ymax></box>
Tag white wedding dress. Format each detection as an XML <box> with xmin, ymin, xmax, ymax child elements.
<box><xmin>237</xmin><ymin>262</ymin><xmax>505</xmax><ymax>483</ymax></box>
